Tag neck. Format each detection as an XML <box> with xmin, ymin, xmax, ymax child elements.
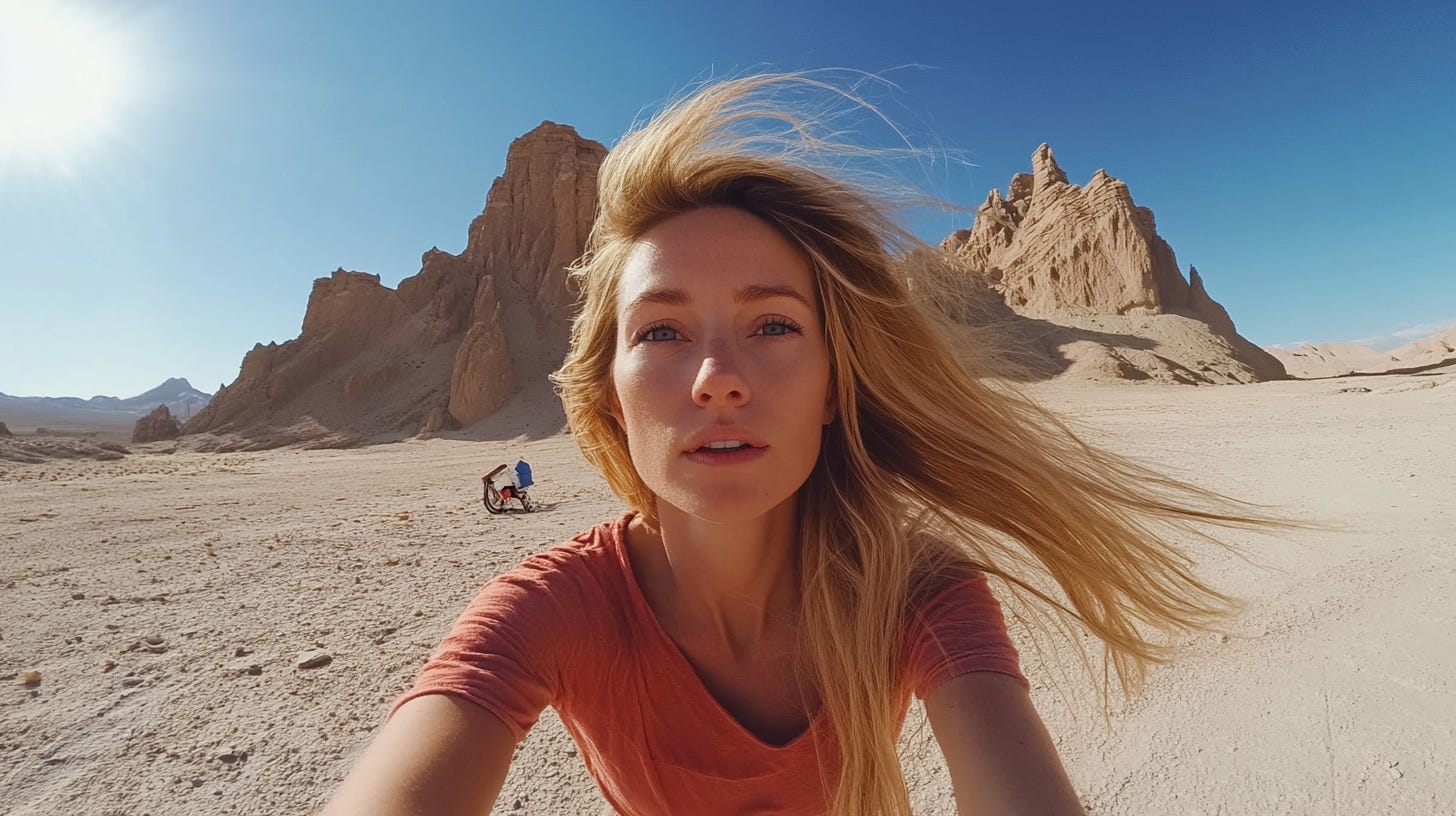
<box><xmin>629</xmin><ymin>497</ymin><xmax>801</xmax><ymax>658</ymax></box>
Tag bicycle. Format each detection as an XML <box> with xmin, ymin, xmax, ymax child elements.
<box><xmin>482</xmin><ymin>462</ymin><xmax>534</xmax><ymax>513</ymax></box>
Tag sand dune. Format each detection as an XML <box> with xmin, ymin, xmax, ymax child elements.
<box><xmin>3</xmin><ymin>373</ymin><xmax>1453</xmax><ymax>814</ymax></box>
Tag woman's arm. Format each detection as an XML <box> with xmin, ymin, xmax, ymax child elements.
<box><xmin>924</xmin><ymin>672</ymin><xmax>1084</xmax><ymax>816</ymax></box>
<box><xmin>318</xmin><ymin>694</ymin><xmax>516</xmax><ymax>816</ymax></box>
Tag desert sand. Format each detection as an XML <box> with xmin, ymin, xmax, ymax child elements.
<box><xmin>3</xmin><ymin>371</ymin><xmax>1454</xmax><ymax>815</ymax></box>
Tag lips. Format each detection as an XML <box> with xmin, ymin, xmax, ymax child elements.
<box><xmin>683</xmin><ymin>428</ymin><xmax>768</xmax><ymax>454</ymax></box>
<box><xmin>700</xmin><ymin>440</ymin><xmax>752</xmax><ymax>451</ymax></box>
<box><xmin>682</xmin><ymin>442</ymin><xmax>769</xmax><ymax>467</ymax></box>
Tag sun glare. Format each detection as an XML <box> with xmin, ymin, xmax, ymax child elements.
<box><xmin>0</xmin><ymin>1</ymin><xmax>137</xmax><ymax>166</ymax></box>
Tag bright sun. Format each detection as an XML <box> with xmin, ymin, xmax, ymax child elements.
<box><xmin>0</xmin><ymin>1</ymin><xmax>137</xmax><ymax>164</ymax></box>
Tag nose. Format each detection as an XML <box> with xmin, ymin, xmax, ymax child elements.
<box><xmin>692</xmin><ymin>343</ymin><xmax>750</xmax><ymax>408</ymax></box>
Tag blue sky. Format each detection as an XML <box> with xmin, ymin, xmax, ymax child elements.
<box><xmin>1</xmin><ymin>0</ymin><xmax>1452</xmax><ymax>398</ymax></box>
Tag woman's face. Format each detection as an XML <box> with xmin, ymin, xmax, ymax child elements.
<box><xmin>611</xmin><ymin>206</ymin><xmax>835</xmax><ymax>524</ymax></box>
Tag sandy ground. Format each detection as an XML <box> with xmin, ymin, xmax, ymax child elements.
<box><xmin>2</xmin><ymin>372</ymin><xmax>1453</xmax><ymax>815</ymax></box>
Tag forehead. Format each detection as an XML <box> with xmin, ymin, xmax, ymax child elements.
<box><xmin>616</xmin><ymin>207</ymin><xmax>816</xmax><ymax>308</ymax></box>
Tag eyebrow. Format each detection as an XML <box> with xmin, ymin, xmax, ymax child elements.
<box><xmin>623</xmin><ymin>283</ymin><xmax>814</xmax><ymax>312</ymax></box>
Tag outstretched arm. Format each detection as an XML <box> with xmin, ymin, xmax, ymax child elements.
<box><xmin>319</xmin><ymin>694</ymin><xmax>516</xmax><ymax>816</ymax></box>
<box><xmin>924</xmin><ymin>672</ymin><xmax>1084</xmax><ymax>816</ymax></box>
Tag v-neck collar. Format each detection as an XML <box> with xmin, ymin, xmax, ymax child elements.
<box><xmin>609</xmin><ymin>512</ymin><xmax>824</xmax><ymax>751</ymax></box>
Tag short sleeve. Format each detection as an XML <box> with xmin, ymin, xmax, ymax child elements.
<box><xmin>904</xmin><ymin>571</ymin><xmax>1028</xmax><ymax>700</ymax></box>
<box><xmin>388</xmin><ymin>554</ymin><xmax>579</xmax><ymax>741</ymax></box>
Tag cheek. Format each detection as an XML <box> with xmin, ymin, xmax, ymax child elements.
<box><xmin>611</xmin><ymin>354</ymin><xmax>647</xmax><ymax>423</ymax></box>
<box><xmin>610</xmin><ymin>356</ymin><xmax>673</xmax><ymax>453</ymax></box>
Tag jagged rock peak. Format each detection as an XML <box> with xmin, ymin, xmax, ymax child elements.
<box><xmin>465</xmin><ymin>120</ymin><xmax>608</xmax><ymax>323</ymax></box>
<box><xmin>1031</xmin><ymin>143</ymin><xmax>1068</xmax><ymax>193</ymax></box>
<box><xmin>939</xmin><ymin>147</ymin><xmax>1286</xmax><ymax>382</ymax></box>
<box><xmin>943</xmin><ymin>144</ymin><xmax>1187</xmax><ymax>318</ymax></box>
<box><xmin>186</xmin><ymin>120</ymin><xmax>610</xmax><ymax>447</ymax></box>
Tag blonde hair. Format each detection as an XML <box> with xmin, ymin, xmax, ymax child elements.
<box><xmin>554</xmin><ymin>73</ymin><xmax>1271</xmax><ymax>815</ymax></box>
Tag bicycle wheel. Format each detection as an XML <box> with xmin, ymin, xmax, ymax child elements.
<box><xmin>483</xmin><ymin>483</ymin><xmax>505</xmax><ymax>514</ymax></box>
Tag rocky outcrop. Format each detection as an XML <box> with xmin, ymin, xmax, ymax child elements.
<box><xmin>943</xmin><ymin>145</ymin><xmax>1285</xmax><ymax>383</ymax></box>
<box><xmin>185</xmin><ymin>122</ymin><xmax>607</xmax><ymax>448</ymax></box>
<box><xmin>946</xmin><ymin>144</ymin><xmax>1189</xmax><ymax>317</ymax></box>
<box><xmin>187</xmin><ymin>129</ymin><xmax>1295</xmax><ymax>448</ymax></box>
<box><xmin>0</xmin><ymin>422</ymin><xmax>12</xmax><ymax>437</ymax></box>
<box><xmin>464</xmin><ymin>123</ymin><xmax>603</xmax><ymax>328</ymax></box>
<box><xmin>133</xmin><ymin>404</ymin><xmax>182</xmax><ymax>443</ymax></box>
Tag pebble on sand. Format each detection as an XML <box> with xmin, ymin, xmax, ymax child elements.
<box><xmin>296</xmin><ymin>649</ymin><xmax>332</xmax><ymax>670</ymax></box>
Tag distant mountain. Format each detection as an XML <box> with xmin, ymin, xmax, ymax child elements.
<box><xmin>117</xmin><ymin>377</ymin><xmax>212</xmax><ymax>413</ymax></box>
<box><xmin>0</xmin><ymin>378</ymin><xmax>213</xmax><ymax>432</ymax></box>
<box><xmin>1266</xmin><ymin>328</ymin><xmax>1456</xmax><ymax>378</ymax></box>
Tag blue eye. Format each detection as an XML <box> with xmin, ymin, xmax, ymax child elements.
<box><xmin>755</xmin><ymin>317</ymin><xmax>803</xmax><ymax>337</ymax></box>
<box><xmin>637</xmin><ymin>324</ymin><xmax>680</xmax><ymax>342</ymax></box>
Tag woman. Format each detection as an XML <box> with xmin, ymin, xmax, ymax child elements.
<box><xmin>322</xmin><ymin>74</ymin><xmax>1259</xmax><ymax>815</ymax></box>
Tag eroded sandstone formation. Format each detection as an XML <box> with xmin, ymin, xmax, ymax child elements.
<box><xmin>943</xmin><ymin>145</ymin><xmax>1285</xmax><ymax>383</ymax></box>
<box><xmin>133</xmin><ymin>404</ymin><xmax>182</xmax><ymax>443</ymax></box>
<box><xmin>187</xmin><ymin>130</ymin><xmax>1290</xmax><ymax>449</ymax></box>
<box><xmin>185</xmin><ymin>122</ymin><xmax>607</xmax><ymax>448</ymax></box>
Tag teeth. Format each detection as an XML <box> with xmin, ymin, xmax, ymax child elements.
<box><xmin>704</xmin><ymin>440</ymin><xmax>747</xmax><ymax>450</ymax></box>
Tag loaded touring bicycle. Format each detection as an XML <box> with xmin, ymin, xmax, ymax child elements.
<box><xmin>482</xmin><ymin>460</ymin><xmax>534</xmax><ymax>513</ymax></box>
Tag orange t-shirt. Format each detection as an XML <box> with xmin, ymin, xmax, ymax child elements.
<box><xmin>391</xmin><ymin>513</ymin><xmax>1026</xmax><ymax>815</ymax></box>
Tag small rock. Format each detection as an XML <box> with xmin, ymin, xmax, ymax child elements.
<box><xmin>20</xmin><ymin>670</ymin><xmax>42</xmax><ymax>686</ymax></box>
<box><xmin>227</xmin><ymin>658</ymin><xmax>264</xmax><ymax>676</ymax></box>
<box><xmin>102</xmin><ymin>660</ymin><xmax>117</xmax><ymax>672</ymax></box>
<box><xmin>1215</xmin><ymin>633</ymin><xmax>1230</xmax><ymax>644</ymax></box>
<box><xmin>71</xmin><ymin>592</ymin><xmax>85</xmax><ymax>600</ymax></box>
<box><xmin>234</xmin><ymin>646</ymin><xmax>252</xmax><ymax>657</ymax></box>
<box><xmin>218</xmin><ymin>748</ymin><xmax>247</xmax><ymax>764</ymax></box>
<box><xmin>121</xmin><ymin>676</ymin><xmax>144</xmax><ymax>687</ymax></box>
<box><xmin>296</xmin><ymin>649</ymin><xmax>332</xmax><ymax>670</ymax></box>
<box><xmin>142</xmin><ymin>635</ymin><xmax>164</xmax><ymax>646</ymax></box>
<box><xmin>191</xmin><ymin>778</ymin><xmax>204</xmax><ymax>788</ymax></box>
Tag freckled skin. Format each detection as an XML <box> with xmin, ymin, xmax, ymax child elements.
<box><xmin>612</xmin><ymin>206</ymin><xmax>835</xmax><ymax>524</ymax></box>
